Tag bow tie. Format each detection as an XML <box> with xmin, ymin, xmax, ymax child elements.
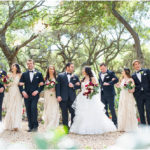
<box><xmin>137</xmin><ymin>70</ymin><xmax>142</xmax><ymax>73</ymax></box>
<box><xmin>29</xmin><ymin>70</ymin><xmax>34</xmax><ymax>73</ymax></box>
<box><xmin>67</xmin><ymin>73</ymin><xmax>72</xmax><ymax>75</ymax></box>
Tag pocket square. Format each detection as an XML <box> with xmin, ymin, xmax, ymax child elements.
<box><xmin>106</xmin><ymin>76</ymin><xmax>110</xmax><ymax>78</ymax></box>
<box><xmin>73</xmin><ymin>78</ymin><xmax>76</xmax><ymax>80</ymax></box>
<box><xmin>144</xmin><ymin>73</ymin><xmax>147</xmax><ymax>76</ymax></box>
<box><xmin>36</xmin><ymin>76</ymin><xmax>39</xmax><ymax>78</ymax></box>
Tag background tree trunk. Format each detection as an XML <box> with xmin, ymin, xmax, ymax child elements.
<box><xmin>112</xmin><ymin>2</ymin><xmax>144</xmax><ymax>65</ymax></box>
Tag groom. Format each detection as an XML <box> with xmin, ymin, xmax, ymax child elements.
<box><xmin>0</xmin><ymin>69</ymin><xmax>7</xmax><ymax>121</ymax></box>
<box><xmin>99</xmin><ymin>63</ymin><xmax>118</xmax><ymax>126</ymax></box>
<box><xmin>56</xmin><ymin>62</ymin><xmax>80</xmax><ymax>129</ymax></box>
<box><xmin>132</xmin><ymin>60</ymin><xmax>150</xmax><ymax>125</ymax></box>
<box><xmin>19</xmin><ymin>59</ymin><xmax>44</xmax><ymax>132</ymax></box>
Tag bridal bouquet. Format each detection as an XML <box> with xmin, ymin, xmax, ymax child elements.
<box><xmin>124</xmin><ymin>81</ymin><xmax>135</xmax><ymax>90</ymax></box>
<box><xmin>83</xmin><ymin>82</ymin><xmax>99</xmax><ymax>99</ymax></box>
<box><xmin>44</xmin><ymin>79</ymin><xmax>57</xmax><ymax>90</ymax></box>
<box><xmin>0</xmin><ymin>75</ymin><xmax>13</xmax><ymax>92</ymax></box>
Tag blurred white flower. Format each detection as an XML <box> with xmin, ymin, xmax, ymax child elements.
<box><xmin>108</xmin><ymin>126</ymin><xmax>150</xmax><ymax>149</ymax></box>
<box><xmin>57</xmin><ymin>136</ymin><xmax>76</xmax><ymax>149</ymax></box>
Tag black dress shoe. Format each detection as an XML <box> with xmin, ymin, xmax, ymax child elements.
<box><xmin>27</xmin><ymin>129</ymin><xmax>33</xmax><ymax>132</ymax></box>
<box><xmin>115</xmin><ymin>124</ymin><xmax>118</xmax><ymax>128</ymax></box>
<box><xmin>32</xmin><ymin>128</ymin><xmax>38</xmax><ymax>132</ymax></box>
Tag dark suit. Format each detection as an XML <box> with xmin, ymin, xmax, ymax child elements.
<box><xmin>19</xmin><ymin>70</ymin><xmax>44</xmax><ymax>129</ymax></box>
<box><xmin>0</xmin><ymin>70</ymin><xmax>7</xmax><ymax>121</ymax></box>
<box><xmin>132</xmin><ymin>68</ymin><xmax>150</xmax><ymax>125</ymax></box>
<box><xmin>56</xmin><ymin>72</ymin><xmax>80</xmax><ymax>127</ymax></box>
<box><xmin>99</xmin><ymin>70</ymin><xmax>118</xmax><ymax>125</ymax></box>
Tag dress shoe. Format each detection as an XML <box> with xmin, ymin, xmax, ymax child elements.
<box><xmin>27</xmin><ymin>129</ymin><xmax>33</xmax><ymax>132</ymax></box>
<box><xmin>32</xmin><ymin>128</ymin><xmax>38</xmax><ymax>132</ymax></box>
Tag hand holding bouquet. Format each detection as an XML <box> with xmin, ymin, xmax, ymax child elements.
<box><xmin>0</xmin><ymin>75</ymin><xmax>13</xmax><ymax>92</ymax></box>
<box><xmin>124</xmin><ymin>80</ymin><xmax>135</xmax><ymax>93</ymax></box>
<box><xmin>44</xmin><ymin>79</ymin><xmax>57</xmax><ymax>90</ymax></box>
<box><xmin>83</xmin><ymin>82</ymin><xmax>99</xmax><ymax>99</ymax></box>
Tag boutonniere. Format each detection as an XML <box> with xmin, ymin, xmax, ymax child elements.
<box><xmin>105</xmin><ymin>73</ymin><xmax>108</xmax><ymax>76</ymax></box>
<box><xmin>0</xmin><ymin>70</ymin><xmax>2</xmax><ymax>74</ymax></box>
<box><xmin>34</xmin><ymin>71</ymin><xmax>37</xmax><ymax>75</ymax></box>
<box><xmin>140</xmin><ymin>71</ymin><xmax>144</xmax><ymax>75</ymax></box>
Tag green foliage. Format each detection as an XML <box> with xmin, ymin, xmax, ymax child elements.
<box><xmin>0</xmin><ymin>1</ymin><xmax>150</xmax><ymax>75</ymax></box>
<box><xmin>34</xmin><ymin>126</ymin><xmax>78</xmax><ymax>149</ymax></box>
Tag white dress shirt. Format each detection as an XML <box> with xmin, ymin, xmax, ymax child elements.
<box><xmin>66</xmin><ymin>72</ymin><xmax>71</xmax><ymax>82</ymax></box>
<box><xmin>101</xmin><ymin>73</ymin><xmax>107</xmax><ymax>82</ymax></box>
<box><xmin>29</xmin><ymin>69</ymin><xmax>35</xmax><ymax>82</ymax></box>
<box><xmin>136</xmin><ymin>72</ymin><xmax>142</xmax><ymax>82</ymax></box>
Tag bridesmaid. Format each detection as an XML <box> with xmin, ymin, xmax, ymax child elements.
<box><xmin>4</xmin><ymin>63</ymin><xmax>23</xmax><ymax>131</ymax></box>
<box><xmin>117</xmin><ymin>68</ymin><xmax>138</xmax><ymax>132</ymax></box>
<box><xmin>43</xmin><ymin>65</ymin><xmax>60</xmax><ymax>129</ymax></box>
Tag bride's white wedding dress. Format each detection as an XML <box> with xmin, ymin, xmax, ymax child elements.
<box><xmin>70</xmin><ymin>80</ymin><xmax>116</xmax><ymax>134</ymax></box>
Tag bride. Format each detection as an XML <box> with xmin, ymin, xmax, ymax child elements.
<box><xmin>70</xmin><ymin>66</ymin><xmax>116</xmax><ymax>134</ymax></box>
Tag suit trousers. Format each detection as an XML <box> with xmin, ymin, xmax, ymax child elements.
<box><xmin>24</xmin><ymin>95</ymin><xmax>39</xmax><ymax>129</ymax></box>
<box><xmin>101</xmin><ymin>92</ymin><xmax>117</xmax><ymax>125</ymax></box>
<box><xmin>0</xmin><ymin>95</ymin><xmax>4</xmax><ymax>121</ymax></box>
<box><xmin>59</xmin><ymin>98</ymin><xmax>75</xmax><ymax>128</ymax></box>
<box><xmin>135</xmin><ymin>92</ymin><xmax>150</xmax><ymax>125</ymax></box>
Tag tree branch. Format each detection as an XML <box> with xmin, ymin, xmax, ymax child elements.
<box><xmin>13</xmin><ymin>34</ymin><xmax>38</xmax><ymax>57</ymax></box>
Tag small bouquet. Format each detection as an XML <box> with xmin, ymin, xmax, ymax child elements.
<box><xmin>44</xmin><ymin>79</ymin><xmax>57</xmax><ymax>90</ymax></box>
<box><xmin>0</xmin><ymin>75</ymin><xmax>13</xmax><ymax>92</ymax></box>
<box><xmin>83</xmin><ymin>82</ymin><xmax>99</xmax><ymax>99</ymax></box>
<box><xmin>124</xmin><ymin>81</ymin><xmax>135</xmax><ymax>90</ymax></box>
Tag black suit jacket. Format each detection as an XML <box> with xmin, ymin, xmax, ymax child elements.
<box><xmin>132</xmin><ymin>68</ymin><xmax>150</xmax><ymax>98</ymax></box>
<box><xmin>56</xmin><ymin>72</ymin><xmax>80</xmax><ymax>101</ymax></box>
<box><xmin>19</xmin><ymin>70</ymin><xmax>44</xmax><ymax>96</ymax></box>
<box><xmin>99</xmin><ymin>70</ymin><xmax>118</xmax><ymax>96</ymax></box>
<box><xmin>0</xmin><ymin>70</ymin><xmax>7</xmax><ymax>98</ymax></box>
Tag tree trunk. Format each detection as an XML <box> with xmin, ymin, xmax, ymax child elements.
<box><xmin>112</xmin><ymin>2</ymin><xmax>144</xmax><ymax>65</ymax></box>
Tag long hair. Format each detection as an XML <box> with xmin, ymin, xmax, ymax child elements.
<box><xmin>119</xmin><ymin>67</ymin><xmax>131</xmax><ymax>82</ymax></box>
<box><xmin>11</xmin><ymin>63</ymin><xmax>21</xmax><ymax>74</ymax></box>
<box><xmin>45</xmin><ymin>65</ymin><xmax>56</xmax><ymax>81</ymax></box>
<box><xmin>82</xmin><ymin>66</ymin><xmax>94</xmax><ymax>82</ymax></box>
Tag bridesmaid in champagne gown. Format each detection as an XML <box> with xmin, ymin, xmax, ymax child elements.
<box><xmin>43</xmin><ymin>65</ymin><xmax>60</xmax><ymax>129</ymax></box>
<box><xmin>117</xmin><ymin>68</ymin><xmax>138</xmax><ymax>132</ymax></box>
<box><xmin>4</xmin><ymin>63</ymin><xmax>23</xmax><ymax>131</ymax></box>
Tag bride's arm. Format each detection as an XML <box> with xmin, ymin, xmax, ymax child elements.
<box><xmin>128</xmin><ymin>79</ymin><xmax>135</xmax><ymax>93</ymax></box>
<box><xmin>91</xmin><ymin>77</ymin><xmax>98</xmax><ymax>85</ymax></box>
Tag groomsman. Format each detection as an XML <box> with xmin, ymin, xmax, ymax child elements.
<box><xmin>99</xmin><ymin>63</ymin><xmax>118</xmax><ymax>126</ymax></box>
<box><xmin>0</xmin><ymin>69</ymin><xmax>7</xmax><ymax>121</ymax></box>
<box><xmin>19</xmin><ymin>59</ymin><xmax>44</xmax><ymax>132</ymax></box>
<box><xmin>132</xmin><ymin>60</ymin><xmax>150</xmax><ymax>125</ymax></box>
<box><xmin>56</xmin><ymin>62</ymin><xmax>80</xmax><ymax>129</ymax></box>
